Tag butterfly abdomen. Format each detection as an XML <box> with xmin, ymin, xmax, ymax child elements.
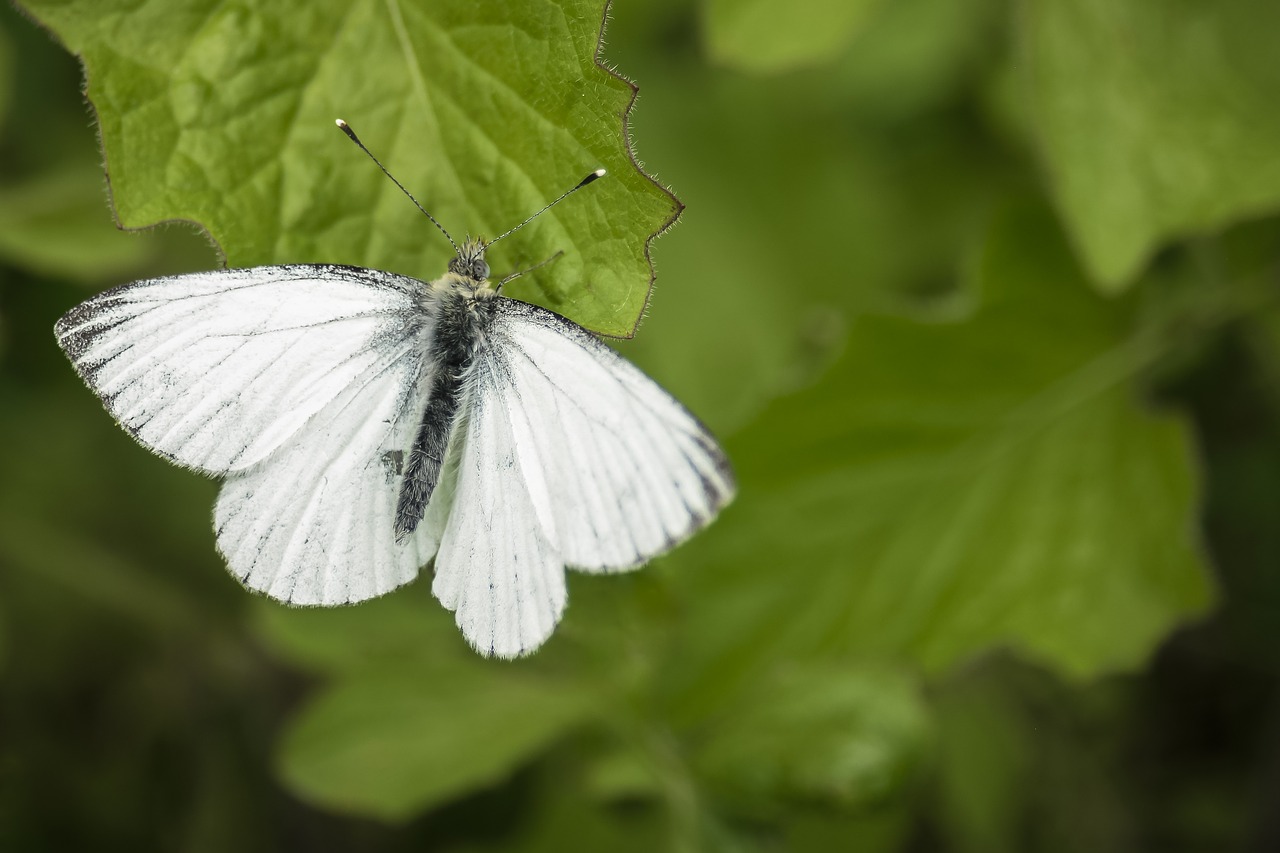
<box><xmin>393</xmin><ymin>284</ymin><xmax>497</xmax><ymax>541</ymax></box>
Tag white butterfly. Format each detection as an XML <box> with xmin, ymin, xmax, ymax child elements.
<box><xmin>53</xmin><ymin>121</ymin><xmax>735</xmax><ymax>658</ymax></box>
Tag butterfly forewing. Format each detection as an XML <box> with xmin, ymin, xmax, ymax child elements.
<box><xmin>54</xmin><ymin>265</ymin><xmax>428</xmax><ymax>473</ymax></box>
<box><xmin>487</xmin><ymin>299</ymin><xmax>735</xmax><ymax>570</ymax></box>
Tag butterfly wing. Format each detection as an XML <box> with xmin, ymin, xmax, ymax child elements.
<box><xmin>214</xmin><ymin>330</ymin><xmax>442</xmax><ymax>605</ymax></box>
<box><xmin>432</xmin><ymin>298</ymin><xmax>735</xmax><ymax>657</ymax></box>
<box><xmin>54</xmin><ymin>264</ymin><xmax>428</xmax><ymax>472</ymax></box>
<box><xmin>431</xmin><ymin>380</ymin><xmax>567</xmax><ymax>656</ymax></box>
<box><xmin>57</xmin><ymin>264</ymin><xmax>441</xmax><ymax>605</ymax></box>
<box><xmin>489</xmin><ymin>299</ymin><xmax>736</xmax><ymax>569</ymax></box>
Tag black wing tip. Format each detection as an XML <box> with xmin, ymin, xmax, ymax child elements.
<box><xmin>710</xmin><ymin>453</ymin><xmax>738</xmax><ymax>503</ymax></box>
<box><xmin>52</xmin><ymin>310</ymin><xmax>73</xmax><ymax>340</ymax></box>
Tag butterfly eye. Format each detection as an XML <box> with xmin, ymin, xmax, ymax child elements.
<box><xmin>472</xmin><ymin>259</ymin><xmax>490</xmax><ymax>280</ymax></box>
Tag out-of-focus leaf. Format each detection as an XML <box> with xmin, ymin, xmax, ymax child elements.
<box><xmin>693</xmin><ymin>664</ymin><xmax>930</xmax><ymax>812</ymax></box>
<box><xmin>702</xmin><ymin>0</ymin><xmax>882</xmax><ymax>74</ymax></box>
<box><xmin>665</xmin><ymin>200</ymin><xmax>1212</xmax><ymax>713</ymax></box>
<box><xmin>700</xmin><ymin>0</ymin><xmax>1005</xmax><ymax>111</ymax></box>
<box><xmin>608</xmin><ymin>9</ymin><xmax>1012</xmax><ymax>429</ymax></box>
<box><xmin>0</xmin><ymin>164</ymin><xmax>156</xmax><ymax>282</ymax></box>
<box><xmin>931</xmin><ymin>667</ymin><xmax>1031</xmax><ymax>853</ymax></box>
<box><xmin>277</xmin><ymin>663</ymin><xmax>596</xmax><ymax>821</ymax></box>
<box><xmin>258</xmin><ymin>586</ymin><xmax>621</xmax><ymax>824</ymax></box>
<box><xmin>20</xmin><ymin>0</ymin><xmax>679</xmax><ymax>336</ymax></box>
<box><xmin>828</xmin><ymin>0</ymin><xmax>1006</xmax><ymax>118</ymax></box>
<box><xmin>1020</xmin><ymin>0</ymin><xmax>1280</xmax><ymax>289</ymax></box>
<box><xmin>582</xmin><ymin>742</ymin><xmax>666</xmax><ymax>802</ymax></box>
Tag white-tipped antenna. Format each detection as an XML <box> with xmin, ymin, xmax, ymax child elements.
<box><xmin>335</xmin><ymin>119</ymin><xmax>458</xmax><ymax>253</ymax></box>
<box><xmin>487</xmin><ymin>168</ymin><xmax>607</xmax><ymax>247</ymax></box>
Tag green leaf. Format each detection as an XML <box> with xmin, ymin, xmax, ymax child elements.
<box><xmin>259</xmin><ymin>586</ymin><xmax>611</xmax><ymax>821</ymax></box>
<box><xmin>277</xmin><ymin>662</ymin><xmax>596</xmax><ymax>821</ymax></box>
<box><xmin>20</xmin><ymin>0</ymin><xmax>678</xmax><ymax>335</ymax></box>
<box><xmin>666</xmin><ymin>199</ymin><xmax>1212</xmax><ymax>710</ymax></box>
<box><xmin>703</xmin><ymin>0</ymin><xmax>883</xmax><ymax>74</ymax></box>
<box><xmin>692</xmin><ymin>664</ymin><xmax>930</xmax><ymax>812</ymax></box>
<box><xmin>1020</xmin><ymin>0</ymin><xmax>1280</xmax><ymax>289</ymax></box>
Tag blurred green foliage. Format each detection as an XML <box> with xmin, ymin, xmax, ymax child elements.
<box><xmin>702</xmin><ymin>0</ymin><xmax>884</xmax><ymax>73</ymax></box>
<box><xmin>3</xmin><ymin>0</ymin><xmax>1280</xmax><ymax>850</ymax></box>
<box><xmin>1022</xmin><ymin>0</ymin><xmax>1280</xmax><ymax>290</ymax></box>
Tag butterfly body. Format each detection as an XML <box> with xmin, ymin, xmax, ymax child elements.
<box><xmin>55</xmin><ymin>237</ymin><xmax>734</xmax><ymax>657</ymax></box>
<box><xmin>396</xmin><ymin>245</ymin><xmax>500</xmax><ymax>540</ymax></box>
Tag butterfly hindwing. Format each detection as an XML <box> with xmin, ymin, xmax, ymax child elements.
<box><xmin>487</xmin><ymin>299</ymin><xmax>735</xmax><ymax>570</ymax></box>
<box><xmin>214</xmin><ymin>330</ymin><xmax>443</xmax><ymax>605</ymax></box>
<box><xmin>432</xmin><ymin>377</ymin><xmax>566</xmax><ymax>657</ymax></box>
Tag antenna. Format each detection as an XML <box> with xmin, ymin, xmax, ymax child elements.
<box><xmin>335</xmin><ymin>119</ymin><xmax>458</xmax><ymax>252</ymax></box>
<box><xmin>486</xmin><ymin>169</ymin><xmax>607</xmax><ymax>247</ymax></box>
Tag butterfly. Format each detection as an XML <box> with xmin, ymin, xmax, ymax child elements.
<box><xmin>53</xmin><ymin>120</ymin><xmax>735</xmax><ymax>658</ymax></box>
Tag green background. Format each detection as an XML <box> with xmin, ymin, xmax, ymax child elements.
<box><xmin>2</xmin><ymin>0</ymin><xmax>1279</xmax><ymax>849</ymax></box>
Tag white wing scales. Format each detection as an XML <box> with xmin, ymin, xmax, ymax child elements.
<box><xmin>55</xmin><ymin>265</ymin><xmax>424</xmax><ymax>473</ymax></box>
<box><xmin>57</xmin><ymin>266</ymin><xmax>735</xmax><ymax>654</ymax></box>
<box><xmin>432</xmin><ymin>299</ymin><xmax>735</xmax><ymax>656</ymax></box>
<box><xmin>214</xmin><ymin>335</ymin><xmax>442</xmax><ymax>605</ymax></box>
<box><xmin>432</xmin><ymin>385</ymin><xmax>566</xmax><ymax>656</ymax></box>
<box><xmin>489</xmin><ymin>300</ymin><xmax>735</xmax><ymax>569</ymax></box>
<box><xmin>56</xmin><ymin>264</ymin><xmax>440</xmax><ymax>605</ymax></box>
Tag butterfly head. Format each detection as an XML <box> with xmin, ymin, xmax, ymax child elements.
<box><xmin>448</xmin><ymin>239</ymin><xmax>491</xmax><ymax>284</ymax></box>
